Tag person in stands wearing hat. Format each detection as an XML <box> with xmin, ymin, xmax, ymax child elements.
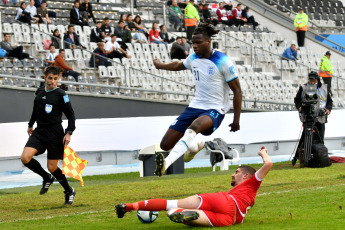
<box><xmin>294</xmin><ymin>8</ymin><xmax>308</xmax><ymax>47</ymax></box>
<box><xmin>319</xmin><ymin>51</ymin><xmax>334</xmax><ymax>96</ymax></box>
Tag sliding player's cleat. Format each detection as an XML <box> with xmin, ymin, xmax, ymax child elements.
<box><xmin>115</xmin><ymin>203</ymin><xmax>127</xmax><ymax>218</ymax></box>
<box><xmin>169</xmin><ymin>211</ymin><xmax>200</xmax><ymax>223</ymax></box>
<box><xmin>154</xmin><ymin>152</ymin><xmax>165</xmax><ymax>176</ymax></box>
<box><xmin>183</xmin><ymin>141</ymin><xmax>205</xmax><ymax>162</ymax></box>
<box><xmin>40</xmin><ymin>174</ymin><xmax>55</xmax><ymax>195</ymax></box>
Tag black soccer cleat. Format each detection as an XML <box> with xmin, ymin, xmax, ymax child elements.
<box><xmin>154</xmin><ymin>152</ymin><xmax>165</xmax><ymax>177</ymax></box>
<box><xmin>64</xmin><ymin>187</ymin><xmax>76</xmax><ymax>205</ymax></box>
<box><xmin>115</xmin><ymin>203</ymin><xmax>127</xmax><ymax>218</ymax></box>
<box><xmin>40</xmin><ymin>174</ymin><xmax>55</xmax><ymax>195</ymax></box>
<box><xmin>169</xmin><ymin>211</ymin><xmax>200</xmax><ymax>223</ymax></box>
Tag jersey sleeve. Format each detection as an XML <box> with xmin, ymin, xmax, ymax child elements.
<box><xmin>60</xmin><ymin>91</ymin><xmax>76</xmax><ymax>133</ymax></box>
<box><xmin>182</xmin><ymin>53</ymin><xmax>195</xmax><ymax>70</ymax></box>
<box><xmin>249</xmin><ymin>173</ymin><xmax>263</xmax><ymax>190</ymax></box>
<box><xmin>220</xmin><ymin>57</ymin><xmax>238</xmax><ymax>83</ymax></box>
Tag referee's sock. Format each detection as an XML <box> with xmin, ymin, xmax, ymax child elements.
<box><xmin>24</xmin><ymin>158</ymin><xmax>51</xmax><ymax>181</ymax></box>
<box><xmin>52</xmin><ymin>167</ymin><xmax>72</xmax><ymax>193</ymax></box>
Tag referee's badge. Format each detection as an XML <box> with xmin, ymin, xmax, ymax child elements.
<box><xmin>45</xmin><ymin>104</ymin><xmax>53</xmax><ymax>114</ymax></box>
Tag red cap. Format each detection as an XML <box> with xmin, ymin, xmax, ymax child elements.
<box><xmin>261</xmin><ymin>146</ymin><xmax>265</xmax><ymax>150</ymax></box>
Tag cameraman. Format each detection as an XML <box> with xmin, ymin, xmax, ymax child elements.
<box><xmin>294</xmin><ymin>71</ymin><xmax>333</xmax><ymax>141</ymax></box>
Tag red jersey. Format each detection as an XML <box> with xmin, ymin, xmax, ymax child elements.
<box><xmin>228</xmin><ymin>173</ymin><xmax>262</xmax><ymax>223</ymax></box>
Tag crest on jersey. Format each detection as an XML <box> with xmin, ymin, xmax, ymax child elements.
<box><xmin>229</xmin><ymin>65</ymin><xmax>236</xmax><ymax>74</ymax></box>
<box><xmin>208</xmin><ymin>66</ymin><xmax>215</xmax><ymax>76</ymax></box>
<box><xmin>45</xmin><ymin>104</ymin><xmax>53</xmax><ymax>114</ymax></box>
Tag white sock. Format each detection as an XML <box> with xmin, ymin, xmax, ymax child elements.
<box><xmin>166</xmin><ymin>200</ymin><xmax>178</xmax><ymax>210</ymax></box>
<box><xmin>165</xmin><ymin>129</ymin><xmax>196</xmax><ymax>169</ymax></box>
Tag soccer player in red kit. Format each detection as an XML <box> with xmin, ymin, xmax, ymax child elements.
<box><xmin>115</xmin><ymin>147</ymin><xmax>273</xmax><ymax>227</ymax></box>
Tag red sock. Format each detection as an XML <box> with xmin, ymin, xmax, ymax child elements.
<box><xmin>125</xmin><ymin>199</ymin><xmax>167</xmax><ymax>212</ymax></box>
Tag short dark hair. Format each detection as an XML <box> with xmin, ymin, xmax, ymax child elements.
<box><xmin>74</xmin><ymin>0</ymin><xmax>79</xmax><ymax>4</ymax></box>
<box><xmin>193</xmin><ymin>23</ymin><xmax>219</xmax><ymax>39</ymax></box>
<box><xmin>3</xmin><ymin>33</ymin><xmax>10</xmax><ymax>37</ymax></box>
<box><xmin>104</xmin><ymin>17</ymin><xmax>110</xmax><ymax>21</ymax></box>
<box><xmin>237</xmin><ymin>3</ymin><xmax>242</xmax><ymax>7</ymax></box>
<box><xmin>238</xmin><ymin>165</ymin><xmax>256</xmax><ymax>177</ymax></box>
<box><xmin>111</xmin><ymin>34</ymin><xmax>116</xmax><ymax>38</ymax></box>
<box><xmin>96</xmin><ymin>21</ymin><xmax>102</xmax><ymax>24</ymax></box>
<box><xmin>44</xmin><ymin>66</ymin><xmax>62</xmax><ymax>76</ymax></box>
<box><xmin>68</xmin><ymin>24</ymin><xmax>74</xmax><ymax>29</ymax></box>
<box><xmin>49</xmin><ymin>44</ymin><xmax>55</xmax><ymax>48</ymax></box>
<box><xmin>41</xmin><ymin>1</ymin><xmax>47</xmax><ymax>4</ymax></box>
<box><xmin>59</xmin><ymin>49</ymin><xmax>65</xmax><ymax>53</ymax></box>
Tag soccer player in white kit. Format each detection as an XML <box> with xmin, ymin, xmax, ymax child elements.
<box><xmin>153</xmin><ymin>23</ymin><xmax>242</xmax><ymax>176</ymax></box>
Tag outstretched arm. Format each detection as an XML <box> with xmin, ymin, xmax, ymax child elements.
<box><xmin>256</xmin><ymin>147</ymin><xmax>273</xmax><ymax>180</ymax></box>
<box><xmin>153</xmin><ymin>58</ymin><xmax>186</xmax><ymax>71</ymax></box>
<box><xmin>228</xmin><ymin>78</ymin><xmax>242</xmax><ymax>132</ymax></box>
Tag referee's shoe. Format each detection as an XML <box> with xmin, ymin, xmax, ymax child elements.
<box><xmin>40</xmin><ymin>174</ymin><xmax>55</xmax><ymax>195</ymax></box>
<box><xmin>64</xmin><ymin>187</ymin><xmax>76</xmax><ymax>205</ymax></box>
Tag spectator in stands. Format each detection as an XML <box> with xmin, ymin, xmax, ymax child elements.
<box><xmin>282</xmin><ymin>44</ymin><xmax>298</xmax><ymax>62</ymax></box>
<box><xmin>101</xmin><ymin>17</ymin><xmax>113</xmax><ymax>42</ymax></box>
<box><xmin>26</xmin><ymin>0</ymin><xmax>42</xmax><ymax>23</ymax></box>
<box><xmin>121</xmin><ymin>25</ymin><xmax>134</xmax><ymax>44</ymax></box>
<box><xmin>294</xmin><ymin>8</ymin><xmax>308</xmax><ymax>47</ymax></box>
<box><xmin>80</xmin><ymin>0</ymin><xmax>96</xmax><ymax>23</ymax></box>
<box><xmin>170</xmin><ymin>37</ymin><xmax>188</xmax><ymax>59</ymax></box>
<box><xmin>91</xmin><ymin>21</ymin><xmax>105</xmax><ymax>43</ymax></box>
<box><xmin>228</xmin><ymin>3</ymin><xmax>247</xmax><ymax>27</ymax></box>
<box><xmin>159</xmin><ymin>25</ymin><xmax>175</xmax><ymax>43</ymax></box>
<box><xmin>168</xmin><ymin>0</ymin><xmax>184</xmax><ymax>31</ymax></box>
<box><xmin>178</xmin><ymin>0</ymin><xmax>188</xmax><ymax>9</ymax></box>
<box><xmin>223</xmin><ymin>0</ymin><xmax>233</xmax><ymax>11</ymax></box>
<box><xmin>34</xmin><ymin>0</ymin><xmax>56</xmax><ymax>20</ymax></box>
<box><xmin>105</xmin><ymin>34</ymin><xmax>130</xmax><ymax>61</ymax></box>
<box><xmin>51</xmin><ymin>29</ymin><xmax>61</xmax><ymax>49</ymax></box>
<box><xmin>0</xmin><ymin>33</ymin><xmax>30</xmax><ymax>60</ymax></box>
<box><xmin>126</xmin><ymin>14</ymin><xmax>136</xmax><ymax>31</ymax></box>
<box><xmin>119</xmin><ymin>14</ymin><xmax>127</xmax><ymax>25</ymax></box>
<box><xmin>114</xmin><ymin>21</ymin><xmax>130</xmax><ymax>50</ymax></box>
<box><xmin>202</xmin><ymin>3</ymin><xmax>218</xmax><ymax>26</ymax></box>
<box><xmin>181</xmin><ymin>36</ymin><xmax>190</xmax><ymax>54</ymax></box>
<box><xmin>37</xmin><ymin>1</ymin><xmax>52</xmax><ymax>24</ymax></box>
<box><xmin>185</xmin><ymin>0</ymin><xmax>200</xmax><ymax>42</ymax></box>
<box><xmin>197</xmin><ymin>4</ymin><xmax>205</xmax><ymax>22</ymax></box>
<box><xmin>70</xmin><ymin>0</ymin><xmax>88</xmax><ymax>27</ymax></box>
<box><xmin>319</xmin><ymin>51</ymin><xmax>334</xmax><ymax>96</ymax></box>
<box><xmin>52</xmin><ymin>49</ymin><xmax>80</xmax><ymax>82</ymax></box>
<box><xmin>45</xmin><ymin>44</ymin><xmax>58</xmax><ymax>65</ymax></box>
<box><xmin>133</xmin><ymin>15</ymin><xmax>149</xmax><ymax>38</ymax></box>
<box><xmin>89</xmin><ymin>42</ymin><xmax>111</xmax><ymax>68</ymax></box>
<box><xmin>15</xmin><ymin>2</ymin><xmax>32</xmax><ymax>25</ymax></box>
<box><xmin>241</xmin><ymin>7</ymin><xmax>259</xmax><ymax>30</ymax></box>
<box><xmin>217</xmin><ymin>2</ymin><xmax>231</xmax><ymax>26</ymax></box>
<box><xmin>64</xmin><ymin>25</ymin><xmax>84</xmax><ymax>49</ymax></box>
<box><xmin>149</xmin><ymin>22</ymin><xmax>167</xmax><ymax>47</ymax></box>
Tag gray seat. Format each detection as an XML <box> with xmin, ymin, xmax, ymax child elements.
<box><xmin>13</xmin><ymin>58</ymin><xmax>23</xmax><ymax>67</ymax></box>
<box><xmin>12</xmin><ymin>67</ymin><xmax>24</xmax><ymax>77</ymax></box>
<box><xmin>33</xmin><ymin>58</ymin><xmax>42</xmax><ymax>68</ymax></box>
<box><xmin>34</xmin><ymin>67</ymin><xmax>43</xmax><ymax>77</ymax></box>
<box><xmin>3</xmin><ymin>58</ymin><xmax>13</xmax><ymax>68</ymax></box>
<box><xmin>24</xmin><ymin>67</ymin><xmax>34</xmax><ymax>77</ymax></box>
<box><xmin>23</xmin><ymin>58</ymin><xmax>33</xmax><ymax>67</ymax></box>
<box><xmin>1</xmin><ymin>67</ymin><xmax>11</xmax><ymax>75</ymax></box>
<box><xmin>79</xmin><ymin>85</ymin><xmax>89</xmax><ymax>93</ymax></box>
<box><xmin>2</xmin><ymin>77</ymin><xmax>13</xmax><ymax>86</ymax></box>
<box><xmin>68</xmin><ymin>85</ymin><xmax>77</xmax><ymax>92</ymax></box>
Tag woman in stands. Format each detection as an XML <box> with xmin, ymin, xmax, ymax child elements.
<box><xmin>159</xmin><ymin>25</ymin><xmax>175</xmax><ymax>44</ymax></box>
<box><xmin>149</xmin><ymin>22</ymin><xmax>167</xmax><ymax>47</ymax></box>
<box><xmin>16</xmin><ymin>2</ymin><xmax>32</xmax><ymax>25</ymax></box>
<box><xmin>133</xmin><ymin>15</ymin><xmax>149</xmax><ymax>38</ymax></box>
<box><xmin>51</xmin><ymin>29</ymin><xmax>61</xmax><ymax>49</ymax></box>
<box><xmin>80</xmin><ymin>0</ymin><xmax>96</xmax><ymax>23</ymax></box>
<box><xmin>119</xmin><ymin>14</ymin><xmax>127</xmax><ymax>26</ymax></box>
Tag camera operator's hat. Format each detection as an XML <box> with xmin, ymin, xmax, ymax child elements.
<box><xmin>325</xmin><ymin>51</ymin><xmax>331</xmax><ymax>56</ymax></box>
<box><xmin>308</xmin><ymin>71</ymin><xmax>320</xmax><ymax>80</ymax></box>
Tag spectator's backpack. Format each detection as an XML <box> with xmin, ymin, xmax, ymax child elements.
<box><xmin>306</xmin><ymin>143</ymin><xmax>332</xmax><ymax>168</ymax></box>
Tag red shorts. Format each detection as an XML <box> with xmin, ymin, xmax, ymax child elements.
<box><xmin>197</xmin><ymin>192</ymin><xmax>236</xmax><ymax>227</ymax></box>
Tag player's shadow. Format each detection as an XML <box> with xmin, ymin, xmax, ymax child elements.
<box><xmin>27</xmin><ymin>204</ymin><xmax>90</xmax><ymax>212</ymax></box>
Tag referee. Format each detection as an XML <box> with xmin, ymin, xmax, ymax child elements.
<box><xmin>20</xmin><ymin>66</ymin><xmax>77</xmax><ymax>205</ymax></box>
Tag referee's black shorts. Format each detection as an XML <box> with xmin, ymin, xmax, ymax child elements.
<box><xmin>25</xmin><ymin>124</ymin><xmax>65</xmax><ymax>160</ymax></box>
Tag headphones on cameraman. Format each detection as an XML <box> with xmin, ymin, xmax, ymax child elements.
<box><xmin>308</xmin><ymin>71</ymin><xmax>320</xmax><ymax>81</ymax></box>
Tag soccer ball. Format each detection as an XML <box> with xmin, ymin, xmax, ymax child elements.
<box><xmin>136</xmin><ymin>210</ymin><xmax>158</xmax><ymax>223</ymax></box>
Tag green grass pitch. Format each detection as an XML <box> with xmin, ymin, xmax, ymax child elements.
<box><xmin>0</xmin><ymin>162</ymin><xmax>344</xmax><ymax>230</ymax></box>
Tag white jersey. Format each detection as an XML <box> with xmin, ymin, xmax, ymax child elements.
<box><xmin>183</xmin><ymin>50</ymin><xmax>238</xmax><ymax>114</ymax></box>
